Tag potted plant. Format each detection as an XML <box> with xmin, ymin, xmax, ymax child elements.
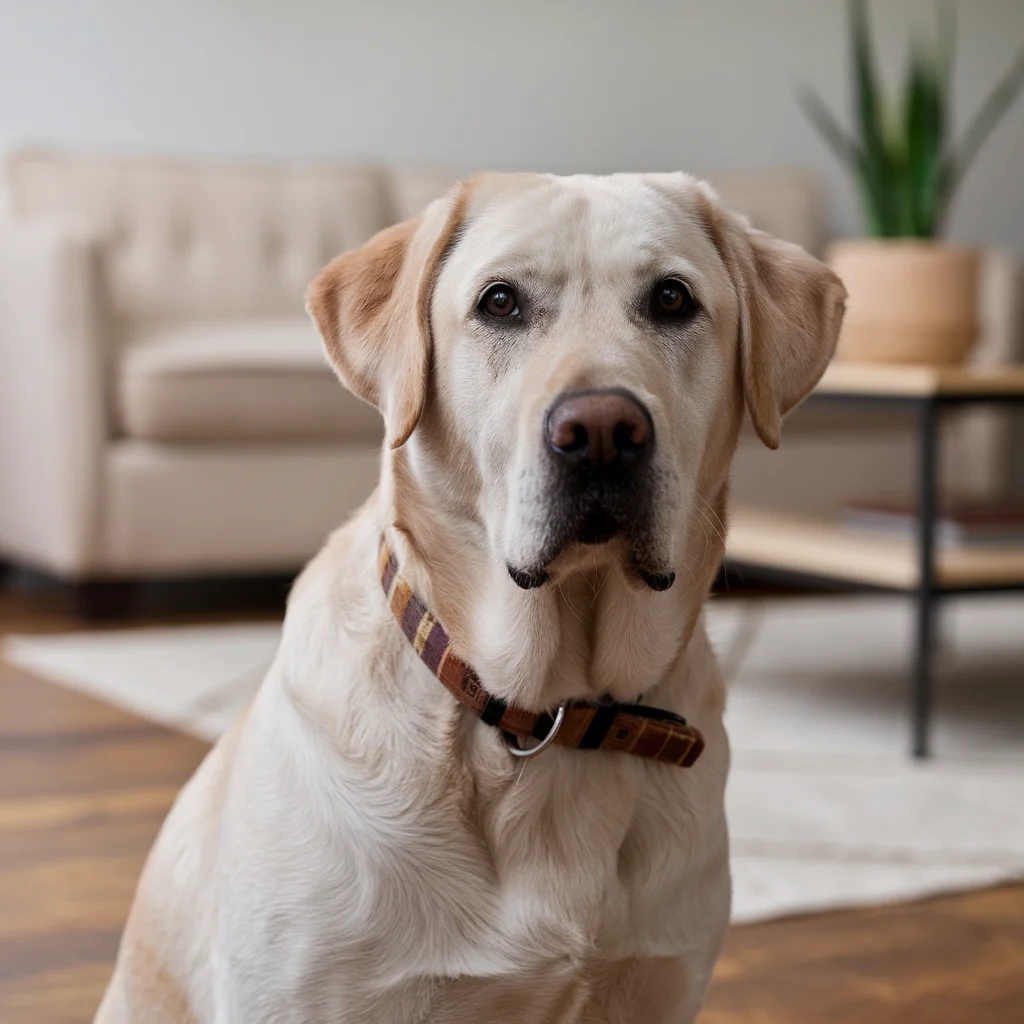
<box><xmin>802</xmin><ymin>0</ymin><xmax>1024</xmax><ymax>365</ymax></box>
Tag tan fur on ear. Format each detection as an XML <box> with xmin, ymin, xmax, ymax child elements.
<box><xmin>695</xmin><ymin>186</ymin><xmax>847</xmax><ymax>449</ymax></box>
<box><xmin>306</xmin><ymin>184</ymin><xmax>469</xmax><ymax>448</ymax></box>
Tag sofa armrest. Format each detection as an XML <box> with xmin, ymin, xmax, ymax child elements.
<box><xmin>0</xmin><ymin>219</ymin><xmax>109</xmax><ymax>575</ymax></box>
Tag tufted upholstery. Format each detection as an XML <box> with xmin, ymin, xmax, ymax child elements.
<box><xmin>4</xmin><ymin>151</ymin><xmax>400</xmax><ymax>322</ymax></box>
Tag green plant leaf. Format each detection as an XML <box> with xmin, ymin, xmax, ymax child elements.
<box><xmin>905</xmin><ymin>40</ymin><xmax>945</xmax><ymax>236</ymax></box>
<box><xmin>798</xmin><ymin>87</ymin><xmax>862</xmax><ymax>166</ymax></box>
<box><xmin>796</xmin><ymin>0</ymin><xmax>1015</xmax><ymax>238</ymax></box>
<box><xmin>850</xmin><ymin>0</ymin><xmax>898</xmax><ymax>234</ymax></box>
<box><xmin>940</xmin><ymin>42</ymin><xmax>1024</xmax><ymax>226</ymax></box>
<box><xmin>798</xmin><ymin>86</ymin><xmax>886</xmax><ymax>235</ymax></box>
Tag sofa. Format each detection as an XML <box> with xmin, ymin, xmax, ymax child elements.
<box><xmin>0</xmin><ymin>152</ymin><xmax>453</xmax><ymax>586</ymax></box>
<box><xmin>0</xmin><ymin>151</ymin><xmax>1019</xmax><ymax>594</ymax></box>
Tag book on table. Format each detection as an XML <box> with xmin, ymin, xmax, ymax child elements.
<box><xmin>843</xmin><ymin>497</ymin><xmax>1024</xmax><ymax>547</ymax></box>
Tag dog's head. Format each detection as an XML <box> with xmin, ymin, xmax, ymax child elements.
<box><xmin>308</xmin><ymin>172</ymin><xmax>844</xmax><ymax>601</ymax></box>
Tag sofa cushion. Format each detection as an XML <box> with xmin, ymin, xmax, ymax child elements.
<box><xmin>117</xmin><ymin>318</ymin><xmax>382</xmax><ymax>443</ymax></box>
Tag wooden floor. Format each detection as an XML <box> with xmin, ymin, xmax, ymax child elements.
<box><xmin>2</xmin><ymin>585</ymin><xmax>1023</xmax><ymax>1023</ymax></box>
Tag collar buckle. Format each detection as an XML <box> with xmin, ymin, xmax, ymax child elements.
<box><xmin>504</xmin><ymin>703</ymin><xmax>566</xmax><ymax>759</ymax></box>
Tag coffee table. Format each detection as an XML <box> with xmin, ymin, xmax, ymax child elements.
<box><xmin>725</xmin><ymin>362</ymin><xmax>1024</xmax><ymax>758</ymax></box>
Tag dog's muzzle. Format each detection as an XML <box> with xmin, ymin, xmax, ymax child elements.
<box><xmin>507</xmin><ymin>387</ymin><xmax>674</xmax><ymax>592</ymax></box>
<box><xmin>544</xmin><ymin>386</ymin><xmax>657</xmax><ymax>545</ymax></box>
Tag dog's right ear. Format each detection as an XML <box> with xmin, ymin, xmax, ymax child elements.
<box><xmin>306</xmin><ymin>185</ymin><xmax>468</xmax><ymax>449</ymax></box>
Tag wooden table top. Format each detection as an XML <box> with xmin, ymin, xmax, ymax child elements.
<box><xmin>813</xmin><ymin>362</ymin><xmax>1024</xmax><ymax>399</ymax></box>
<box><xmin>727</xmin><ymin>507</ymin><xmax>1024</xmax><ymax>591</ymax></box>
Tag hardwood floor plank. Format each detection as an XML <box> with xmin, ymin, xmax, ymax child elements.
<box><xmin>0</xmin><ymin>964</ymin><xmax>120</xmax><ymax>1024</ymax></box>
<box><xmin>0</xmin><ymin>931</ymin><xmax>121</xmax><ymax>984</ymax></box>
<box><xmin>0</xmin><ymin>594</ymin><xmax>210</xmax><ymax>1022</ymax></box>
<box><xmin>0</xmin><ymin>786</ymin><xmax>182</xmax><ymax>831</ymax></box>
<box><xmin>702</xmin><ymin>885</ymin><xmax>1024</xmax><ymax>1023</ymax></box>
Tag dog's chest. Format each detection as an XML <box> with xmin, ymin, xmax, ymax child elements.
<box><xmin>355</xmin><ymin>750</ymin><xmax>721</xmax><ymax>972</ymax></box>
<box><xmin>216</xmin><ymin>683</ymin><xmax>729</xmax><ymax>1023</ymax></box>
<box><xmin>327</xmin><ymin>753</ymin><xmax>727</xmax><ymax>1022</ymax></box>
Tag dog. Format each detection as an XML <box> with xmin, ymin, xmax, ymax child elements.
<box><xmin>95</xmin><ymin>171</ymin><xmax>845</xmax><ymax>1023</ymax></box>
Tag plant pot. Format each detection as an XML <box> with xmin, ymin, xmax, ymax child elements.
<box><xmin>827</xmin><ymin>240</ymin><xmax>979</xmax><ymax>366</ymax></box>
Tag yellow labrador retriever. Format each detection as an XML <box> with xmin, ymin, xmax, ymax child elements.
<box><xmin>96</xmin><ymin>172</ymin><xmax>844</xmax><ymax>1023</ymax></box>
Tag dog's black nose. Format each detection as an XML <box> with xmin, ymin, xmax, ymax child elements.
<box><xmin>545</xmin><ymin>388</ymin><xmax>653</xmax><ymax>468</ymax></box>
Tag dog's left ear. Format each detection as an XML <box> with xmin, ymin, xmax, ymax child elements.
<box><xmin>709</xmin><ymin>199</ymin><xmax>847</xmax><ymax>449</ymax></box>
<box><xmin>306</xmin><ymin>184</ymin><xmax>468</xmax><ymax>449</ymax></box>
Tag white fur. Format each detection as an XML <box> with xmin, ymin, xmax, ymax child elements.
<box><xmin>96</xmin><ymin>171</ymin><xmax>843</xmax><ymax>1023</ymax></box>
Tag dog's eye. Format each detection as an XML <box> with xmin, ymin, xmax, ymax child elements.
<box><xmin>651</xmin><ymin>278</ymin><xmax>696</xmax><ymax>320</ymax></box>
<box><xmin>479</xmin><ymin>283</ymin><xmax>519</xmax><ymax>319</ymax></box>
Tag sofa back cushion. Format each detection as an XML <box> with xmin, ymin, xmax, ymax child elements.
<box><xmin>4</xmin><ymin>150</ymin><xmax>393</xmax><ymax>321</ymax></box>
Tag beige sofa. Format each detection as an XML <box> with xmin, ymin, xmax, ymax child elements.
<box><xmin>0</xmin><ymin>152</ymin><xmax>453</xmax><ymax>584</ymax></box>
<box><xmin>0</xmin><ymin>151</ymin><xmax>1019</xmax><ymax>591</ymax></box>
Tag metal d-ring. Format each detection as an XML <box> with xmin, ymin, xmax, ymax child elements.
<box><xmin>505</xmin><ymin>703</ymin><xmax>566</xmax><ymax>759</ymax></box>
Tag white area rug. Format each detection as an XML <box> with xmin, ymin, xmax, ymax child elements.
<box><xmin>4</xmin><ymin>595</ymin><xmax>1023</xmax><ymax>923</ymax></box>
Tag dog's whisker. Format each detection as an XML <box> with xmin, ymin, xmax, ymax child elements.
<box><xmin>676</xmin><ymin>552</ymin><xmax>700</xmax><ymax>584</ymax></box>
<box><xmin>694</xmin><ymin>506</ymin><xmax>712</xmax><ymax>564</ymax></box>
<box><xmin>694</xmin><ymin>502</ymin><xmax>724</xmax><ymax>547</ymax></box>
<box><xmin>586</xmin><ymin>551</ymin><xmax>600</xmax><ymax>603</ymax></box>
<box><xmin>556</xmin><ymin>582</ymin><xmax>586</xmax><ymax>625</ymax></box>
<box><xmin>696</xmin><ymin>494</ymin><xmax>727</xmax><ymax>545</ymax></box>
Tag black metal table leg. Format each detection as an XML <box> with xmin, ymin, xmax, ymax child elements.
<box><xmin>912</xmin><ymin>399</ymin><xmax>940</xmax><ymax>758</ymax></box>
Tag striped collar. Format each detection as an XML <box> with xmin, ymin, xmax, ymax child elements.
<box><xmin>379</xmin><ymin>539</ymin><xmax>703</xmax><ymax>768</ymax></box>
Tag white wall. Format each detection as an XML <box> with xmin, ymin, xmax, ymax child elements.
<box><xmin>0</xmin><ymin>0</ymin><xmax>1022</xmax><ymax>252</ymax></box>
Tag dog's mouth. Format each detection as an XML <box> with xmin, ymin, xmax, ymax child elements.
<box><xmin>507</xmin><ymin>496</ymin><xmax>675</xmax><ymax>593</ymax></box>
<box><xmin>577</xmin><ymin>506</ymin><xmax>619</xmax><ymax>546</ymax></box>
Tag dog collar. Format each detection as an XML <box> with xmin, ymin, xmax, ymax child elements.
<box><xmin>379</xmin><ymin>540</ymin><xmax>704</xmax><ymax>768</ymax></box>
